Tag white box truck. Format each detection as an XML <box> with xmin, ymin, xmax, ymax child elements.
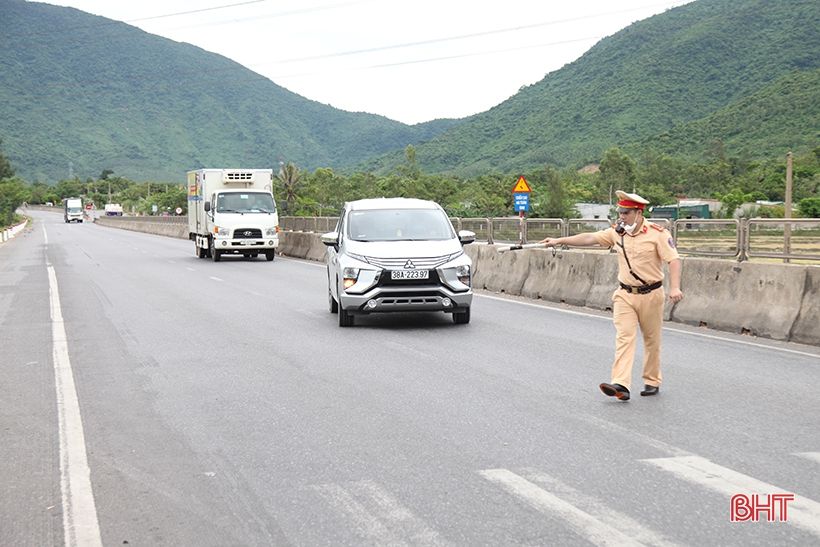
<box><xmin>64</xmin><ymin>198</ymin><xmax>83</xmax><ymax>223</ymax></box>
<box><xmin>187</xmin><ymin>168</ymin><xmax>280</xmax><ymax>262</ymax></box>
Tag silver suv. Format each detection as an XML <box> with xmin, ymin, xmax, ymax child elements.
<box><xmin>322</xmin><ymin>198</ymin><xmax>475</xmax><ymax>327</ymax></box>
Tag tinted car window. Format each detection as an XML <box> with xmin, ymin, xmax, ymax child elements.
<box><xmin>347</xmin><ymin>209</ymin><xmax>454</xmax><ymax>242</ymax></box>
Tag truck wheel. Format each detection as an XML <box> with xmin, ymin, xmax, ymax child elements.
<box><xmin>338</xmin><ymin>307</ymin><xmax>354</xmax><ymax>327</ymax></box>
<box><xmin>452</xmin><ymin>307</ymin><xmax>471</xmax><ymax>324</ymax></box>
<box><xmin>265</xmin><ymin>251</ymin><xmax>275</xmax><ymax>261</ymax></box>
<box><xmin>210</xmin><ymin>239</ymin><xmax>221</xmax><ymax>262</ymax></box>
<box><xmin>195</xmin><ymin>241</ymin><xmax>205</xmax><ymax>258</ymax></box>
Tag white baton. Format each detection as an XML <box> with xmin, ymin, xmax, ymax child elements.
<box><xmin>496</xmin><ymin>243</ymin><xmax>550</xmax><ymax>253</ymax></box>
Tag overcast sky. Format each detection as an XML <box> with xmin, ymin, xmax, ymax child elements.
<box><xmin>40</xmin><ymin>0</ymin><xmax>692</xmax><ymax>125</ymax></box>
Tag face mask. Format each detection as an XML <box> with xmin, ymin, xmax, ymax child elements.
<box><xmin>623</xmin><ymin>221</ymin><xmax>639</xmax><ymax>234</ymax></box>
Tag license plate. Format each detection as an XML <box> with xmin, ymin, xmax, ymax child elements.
<box><xmin>391</xmin><ymin>270</ymin><xmax>429</xmax><ymax>280</ymax></box>
<box><xmin>238</xmin><ymin>240</ymin><xmax>251</xmax><ymax>245</ymax></box>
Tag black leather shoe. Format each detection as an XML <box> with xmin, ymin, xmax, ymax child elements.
<box><xmin>599</xmin><ymin>382</ymin><xmax>630</xmax><ymax>401</ymax></box>
<box><xmin>640</xmin><ymin>385</ymin><xmax>660</xmax><ymax>396</ymax></box>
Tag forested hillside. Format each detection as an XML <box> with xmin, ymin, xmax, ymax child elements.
<box><xmin>0</xmin><ymin>0</ymin><xmax>460</xmax><ymax>182</ymax></box>
<box><xmin>637</xmin><ymin>69</ymin><xmax>820</xmax><ymax>160</ymax></box>
<box><xmin>366</xmin><ymin>0</ymin><xmax>819</xmax><ymax>175</ymax></box>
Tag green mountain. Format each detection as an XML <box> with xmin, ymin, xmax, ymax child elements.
<box><xmin>639</xmin><ymin>69</ymin><xmax>820</xmax><ymax>159</ymax></box>
<box><xmin>366</xmin><ymin>0</ymin><xmax>819</xmax><ymax>175</ymax></box>
<box><xmin>0</xmin><ymin>0</ymin><xmax>461</xmax><ymax>182</ymax></box>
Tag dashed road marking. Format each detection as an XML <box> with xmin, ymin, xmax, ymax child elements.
<box><xmin>643</xmin><ymin>456</ymin><xmax>820</xmax><ymax>538</ymax></box>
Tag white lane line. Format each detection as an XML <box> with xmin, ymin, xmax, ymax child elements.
<box><xmin>643</xmin><ymin>456</ymin><xmax>820</xmax><ymax>538</ymax></box>
<box><xmin>209</xmin><ymin>276</ymin><xmax>223</xmax><ymax>282</ymax></box>
<box><xmin>43</xmin><ymin>225</ymin><xmax>48</xmax><ymax>244</ymax></box>
<box><xmin>48</xmin><ymin>265</ymin><xmax>103</xmax><ymax>547</ymax></box>
<box><xmin>284</xmin><ymin>256</ymin><xmax>818</xmax><ymax>358</ymax></box>
<box><xmin>662</xmin><ymin>327</ymin><xmax>820</xmax><ymax>359</ymax></box>
<box><xmin>477</xmin><ymin>293</ymin><xmax>820</xmax><ymax>359</ymax></box>
<box><xmin>520</xmin><ymin>468</ymin><xmax>682</xmax><ymax>547</ymax></box>
<box><xmin>794</xmin><ymin>452</ymin><xmax>820</xmax><ymax>465</ymax></box>
<box><xmin>186</xmin><ymin>267</ymin><xmax>195</xmax><ymax>272</ymax></box>
<box><xmin>313</xmin><ymin>483</ymin><xmax>404</xmax><ymax>546</ymax></box>
<box><xmin>480</xmin><ymin>469</ymin><xmax>643</xmax><ymax>546</ymax></box>
<box><xmin>313</xmin><ymin>480</ymin><xmax>450</xmax><ymax>546</ymax></box>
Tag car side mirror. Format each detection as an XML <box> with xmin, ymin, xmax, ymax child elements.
<box><xmin>204</xmin><ymin>201</ymin><xmax>211</xmax><ymax>212</ymax></box>
<box><xmin>321</xmin><ymin>231</ymin><xmax>340</xmax><ymax>248</ymax></box>
<box><xmin>458</xmin><ymin>230</ymin><xmax>475</xmax><ymax>245</ymax></box>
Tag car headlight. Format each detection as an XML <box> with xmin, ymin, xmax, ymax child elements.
<box><xmin>343</xmin><ymin>267</ymin><xmax>359</xmax><ymax>290</ymax></box>
<box><xmin>438</xmin><ymin>262</ymin><xmax>472</xmax><ymax>291</ymax></box>
<box><xmin>456</xmin><ymin>264</ymin><xmax>471</xmax><ymax>286</ymax></box>
<box><xmin>265</xmin><ymin>227</ymin><xmax>278</xmax><ymax>236</ymax></box>
<box><xmin>342</xmin><ymin>266</ymin><xmax>380</xmax><ymax>293</ymax></box>
<box><xmin>214</xmin><ymin>226</ymin><xmax>230</xmax><ymax>237</ymax></box>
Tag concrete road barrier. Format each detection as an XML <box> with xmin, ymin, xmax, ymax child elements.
<box><xmin>671</xmin><ymin>258</ymin><xmax>807</xmax><ymax>341</ymax></box>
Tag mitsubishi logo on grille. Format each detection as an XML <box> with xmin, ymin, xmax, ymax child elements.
<box><xmin>404</xmin><ymin>260</ymin><xmax>416</xmax><ymax>269</ymax></box>
<box><xmin>244</xmin><ymin>230</ymin><xmax>252</xmax><ymax>236</ymax></box>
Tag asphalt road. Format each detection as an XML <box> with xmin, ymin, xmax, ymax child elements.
<box><xmin>2</xmin><ymin>211</ymin><xmax>819</xmax><ymax>546</ymax></box>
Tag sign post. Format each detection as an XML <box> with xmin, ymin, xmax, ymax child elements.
<box><xmin>512</xmin><ymin>176</ymin><xmax>532</xmax><ymax>243</ymax></box>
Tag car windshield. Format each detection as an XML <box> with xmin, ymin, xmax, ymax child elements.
<box><xmin>347</xmin><ymin>208</ymin><xmax>454</xmax><ymax>242</ymax></box>
<box><xmin>215</xmin><ymin>192</ymin><xmax>276</xmax><ymax>213</ymax></box>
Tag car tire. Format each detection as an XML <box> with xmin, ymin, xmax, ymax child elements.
<box><xmin>265</xmin><ymin>251</ymin><xmax>275</xmax><ymax>261</ymax></box>
<box><xmin>328</xmin><ymin>288</ymin><xmax>338</xmax><ymax>314</ymax></box>
<box><xmin>196</xmin><ymin>241</ymin><xmax>206</xmax><ymax>259</ymax></box>
<box><xmin>338</xmin><ymin>307</ymin><xmax>354</xmax><ymax>327</ymax></box>
<box><xmin>453</xmin><ymin>307</ymin><xmax>471</xmax><ymax>324</ymax></box>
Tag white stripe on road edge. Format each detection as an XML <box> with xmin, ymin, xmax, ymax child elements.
<box><xmin>313</xmin><ymin>480</ymin><xmax>450</xmax><ymax>546</ymax></box>
<box><xmin>519</xmin><ymin>468</ymin><xmax>682</xmax><ymax>546</ymax></box>
<box><xmin>794</xmin><ymin>452</ymin><xmax>820</xmax><ymax>465</ymax></box>
<box><xmin>48</xmin><ymin>265</ymin><xmax>103</xmax><ymax>547</ymax></box>
<box><xmin>479</xmin><ymin>469</ymin><xmax>643</xmax><ymax>546</ymax></box>
<box><xmin>43</xmin><ymin>225</ymin><xmax>48</xmax><ymax>244</ymax></box>
<box><xmin>209</xmin><ymin>276</ymin><xmax>223</xmax><ymax>282</ymax></box>
<box><xmin>643</xmin><ymin>456</ymin><xmax>820</xmax><ymax>538</ymax></box>
<box><xmin>477</xmin><ymin>293</ymin><xmax>820</xmax><ymax>360</ymax></box>
<box><xmin>285</xmin><ymin>257</ymin><xmax>819</xmax><ymax>359</ymax></box>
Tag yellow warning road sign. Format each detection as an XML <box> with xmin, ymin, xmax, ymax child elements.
<box><xmin>512</xmin><ymin>176</ymin><xmax>532</xmax><ymax>193</ymax></box>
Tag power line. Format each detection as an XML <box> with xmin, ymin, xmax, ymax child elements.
<box><xmin>265</xmin><ymin>1</ymin><xmax>686</xmax><ymax>65</ymax></box>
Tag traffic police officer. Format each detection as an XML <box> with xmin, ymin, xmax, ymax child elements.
<box><xmin>539</xmin><ymin>190</ymin><xmax>683</xmax><ymax>401</ymax></box>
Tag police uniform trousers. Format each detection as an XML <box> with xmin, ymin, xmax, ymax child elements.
<box><xmin>610</xmin><ymin>287</ymin><xmax>664</xmax><ymax>390</ymax></box>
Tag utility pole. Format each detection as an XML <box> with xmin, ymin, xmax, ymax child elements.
<box><xmin>784</xmin><ymin>151</ymin><xmax>793</xmax><ymax>263</ymax></box>
<box><xmin>107</xmin><ymin>180</ymin><xmax>112</xmax><ymax>204</ymax></box>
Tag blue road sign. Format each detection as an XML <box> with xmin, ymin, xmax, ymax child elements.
<box><xmin>514</xmin><ymin>192</ymin><xmax>530</xmax><ymax>213</ymax></box>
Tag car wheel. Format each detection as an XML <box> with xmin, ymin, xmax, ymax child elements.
<box><xmin>453</xmin><ymin>307</ymin><xmax>470</xmax><ymax>324</ymax></box>
<box><xmin>196</xmin><ymin>241</ymin><xmax>206</xmax><ymax>258</ymax></box>
<box><xmin>338</xmin><ymin>306</ymin><xmax>354</xmax><ymax>327</ymax></box>
<box><xmin>265</xmin><ymin>251</ymin><xmax>275</xmax><ymax>261</ymax></box>
<box><xmin>328</xmin><ymin>288</ymin><xmax>338</xmax><ymax>314</ymax></box>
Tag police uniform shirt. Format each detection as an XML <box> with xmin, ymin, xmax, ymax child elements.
<box><xmin>592</xmin><ymin>221</ymin><xmax>680</xmax><ymax>286</ymax></box>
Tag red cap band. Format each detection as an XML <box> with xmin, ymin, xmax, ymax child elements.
<box><xmin>617</xmin><ymin>199</ymin><xmax>645</xmax><ymax>210</ymax></box>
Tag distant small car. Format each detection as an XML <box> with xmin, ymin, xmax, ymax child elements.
<box><xmin>322</xmin><ymin>198</ymin><xmax>475</xmax><ymax>327</ymax></box>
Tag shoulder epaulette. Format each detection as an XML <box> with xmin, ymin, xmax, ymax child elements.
<box><xmin>650</xmin><ymin>223</ymin><xmax>665</xmax><ymax>232</ymax></box>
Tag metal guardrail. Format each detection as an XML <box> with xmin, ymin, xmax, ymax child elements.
<box><xmin>95</xmin><ymin>214</ymin><xmax>816</xmax><ymax>263</ymax></box>
<box><xmin>744</xmin><ymin>218</ymin><xmax>820</xmax><ymax>261</ymax></box>
<box><xmin>673</xmin><ymin>219</ymin><xmax>741</xmax><ymax>258</ymax></box>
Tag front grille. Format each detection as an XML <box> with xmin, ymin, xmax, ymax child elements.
<box><xmin>362</xmin><ymin>253</ymin><xmax>457</xmax><ymax>269</ymax></box>
<box><xmin>234</xmin><ymin>228</ymin><xmax>262</xmax><ymax>239</ymax></box>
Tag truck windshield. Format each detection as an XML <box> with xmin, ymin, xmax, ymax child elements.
<box><xmin>215</xmin><ymin>193</ymin><xmax>276</xmax><ymax>213</ymax></box>
<box><xmin>347</xmin><ymin>208</ymin><xmax>455</xmax><ymax>242</ymax></box>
